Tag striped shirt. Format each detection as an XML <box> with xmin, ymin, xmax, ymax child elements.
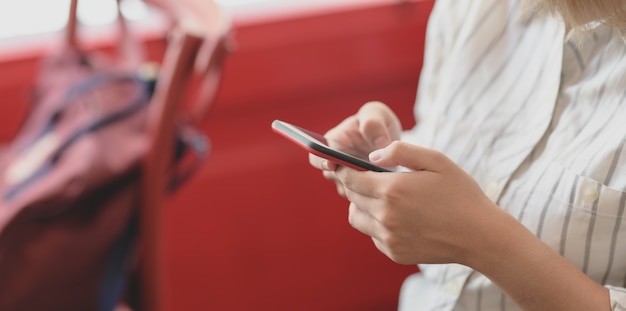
<box><xmin>399</xmin><ymin>0</ymin><xmax>626</xmax><ymax>310</ymax></box>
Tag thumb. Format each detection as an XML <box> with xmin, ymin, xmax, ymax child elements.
<box><xmin>357</xmin><ymin>101</ymin><xmax>402</xmax><ymax>149</ymax></box>
<box><xmin>358</xmin><ymin>117</ymin><xmax>392</xmax><ymax>150</ymax></box>
<box><xmin>368</xmin><ymin>141</ymin><xmax>448</xmax><ymax>172</ymax></box>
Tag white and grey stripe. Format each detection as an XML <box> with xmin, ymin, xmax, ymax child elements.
<box><xmin>399</xmin><ymin>0</ymin><xmax>626</xmax><ymax>310</ymax></box>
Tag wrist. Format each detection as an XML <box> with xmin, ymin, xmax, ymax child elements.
<box><xmin>449</xmin><ymin>199</ymin><xmax>517</xmax><ymax>270</ymax></box>
<box><xmin>464</xmin><ymin>207</ymin><xmax>545</xmax><ymax>278</ymax></box>
<box><xmin>462</xmin><ymin>207</ymin><xmax>611</xmax><ymax>310</ymax></box>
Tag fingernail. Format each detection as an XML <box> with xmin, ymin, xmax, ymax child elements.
<box><xmin>369</xmin><ymin>149</ymin><xmax>384</xmax><ymax>162</ymax></box>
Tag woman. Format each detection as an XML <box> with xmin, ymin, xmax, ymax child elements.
<box><xmin>310</xmin><ymin>0</ymin><xmax>626</xmax><ymax>310</ymax></box>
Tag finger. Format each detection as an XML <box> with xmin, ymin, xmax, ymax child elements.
<box><xmin>339</xmin><ymin>170</ymin><xmax>389</xmax><ymax>222</ymax></box>
<box><xmin>336</xmin><ymin>166</ymin><xmax>410</xmax><ymax>224</ymax></box>
<box><xmin>322</xmin><ymin>169</ymin><xmax>335</xmax><ymax>181</ymax></box>
<box><xmin>335</xmin><ymin>182</ymin><xmax>346</xmax><ymax>198</ymax></box>
<box><xmin>335</xmin><ymin>166</ymin><xmax>386</xmax><ymax>200</ymax></box>
<box><xmin>369</xmin><ymin>141</ymin><xmax>449</xmax><ymax>173</ymax></box>
<box><xmin>371</xmin><ymin>237</ymin><xmax>392</xmax><ymax>260</ymax></box>
<box><xmin>357</xmin><ymin>101</ymin><xmax>402</xmax><ymax>149</ymax></box>
<box><xmin>319</xmin><ymin>169</ymin><xmax>346</xmax><ymax>197</ymax></box>
<box><xmin>347</xmin><ymin>202</ymin><xmax>382</xmax><ymax>240</ymax></box>
<box><xmin>324</xmin><ymin>116</ymin><xmax>358</xmax><ymax>146</ymax></box>
<box><xmin>309</xmin><ymin>153</ymin><xmax>338</xmax><ymax>171</ymax></box>
<box><xmin>325</xmin><ymin>116</ymin><xmax>372</xmax><ymax>159</ymax></box>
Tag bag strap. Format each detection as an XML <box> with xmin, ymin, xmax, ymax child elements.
<box><xmin>137</xmin><ymin>27</ymin><xmax>205</xmax><ymax>311</ymax></box>
<box><xmin>63</xmin><ymin>2</ymin><xmax>232</xmax><ymax>309</ymax></box>
<box><xmin>65</xmin><ymin>0</ymin><xmax>144</xmax><ymax>70</ymax></box>
<box><xmin>66</xmin><ymin>0</ymin><xmax>79</xmax><ymax>50</ymax></box>
<box><xmin>66</xmin><ymin>0</ymin><xmax>232</xmax><ymax>123</ymax></box>
<box><xmin>186</xmin><ymin>10</ymin><xmax>234</xmax><ymax>125</ymax></box>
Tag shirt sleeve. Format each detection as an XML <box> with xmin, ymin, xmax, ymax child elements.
<box><xmin>413</xmin><ymin>0</ymin><xmax>451</xmax><ymax>110</ymax></box>
<box><xmin>412</xmin><ymin>0</ymin><xmax>477</xmax><ymax>117</ymax></box>
<box><xmin>608</xmin><ymin>286</ymin><xmax>626</xmax><ymax>310</ymax></box>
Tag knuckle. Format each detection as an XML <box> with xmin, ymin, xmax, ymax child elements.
<box><xmin>381</xmin><ymin>238</ymin><xmax>409</xmax><ymax>264</ymax></box>
<box><xmin>378</xmin><ymin>180</ymin><xmax>404</xmax><ymax>205</ymax></box>
<box><xmin>340</xmin><ymin>174</ymin><xmax>355</xmax><ymax>190</ymax></box>
<box><xmin>377</xmin><ymin>211</ymin><xmax>396</xmax><ymax>230</ymax></box>
<box><xmin>379</xmin><ymin>221</ymin><xmax>399</xmax><ymax>237</ymax></box>
<box><xmin>377</xmin><ymin>210</ymin><xmax>394</xmax><ymax>228</ymax></box>
<box><xmin>359</xmin><ymin>118</ymin><xmax>379</xmax><ymax>132</ymax></box>
<box><xmin>342</xmin><ymin>187</ymin><xmax>355</xmax><ymax>201</ymax></box>
<box><xmin>386</xmin><ymin>140</ymin><xmax>405</xmax><ymax>155</ymax></box>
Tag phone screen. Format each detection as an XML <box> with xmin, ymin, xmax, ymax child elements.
<box><xmin>271</xmin><ymin>119</ymin><xmax>392</xmax><ymax>172</ymax></box>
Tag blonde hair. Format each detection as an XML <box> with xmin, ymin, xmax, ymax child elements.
<box><xmin>525</xmin><ymin>0</ymin><xmax>626</xmax><ymax>29</ymax></box>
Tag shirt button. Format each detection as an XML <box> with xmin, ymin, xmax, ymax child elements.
<box><xmin>485</xmin><ymin>181</ymin><xmax>499</xmax><ymax>200</ymax></box>
<box><xmin>582</xmin><ymin>186</ymin><xmax>599</xmax><ymax>202</ymax></box>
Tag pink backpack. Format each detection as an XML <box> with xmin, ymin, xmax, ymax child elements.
<box><xmin>0</xmin><ymin>1</ymin><xmax>232</xmax><ymax>310</ymax></box>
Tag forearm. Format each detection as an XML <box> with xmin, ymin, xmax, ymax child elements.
<box><xmin>468</xmin><ymin>209</ymin><xmax>611</xmax><ymax>311</ymax></box>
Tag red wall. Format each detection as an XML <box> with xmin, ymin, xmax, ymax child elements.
<box><xmin>0</xmin><ymin>1</ymin><xmax>434</xmax><ymax>310</ymax></box>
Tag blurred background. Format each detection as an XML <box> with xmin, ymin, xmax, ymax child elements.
<box><xmin>0</xmin><ymin>0</ymin><xmax>433</xmax><ymax>310</ymax></box>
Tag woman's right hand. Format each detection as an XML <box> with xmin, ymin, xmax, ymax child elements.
<box><xmin>308</xmin><ymin>101</ymin><xmax>402</xmax><ymax>196</ymax></box>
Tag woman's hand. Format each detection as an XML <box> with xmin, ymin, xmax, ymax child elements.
<box><xmin>336</xmin><ymin>141</ymin><xmax>500</xmax><ymax>265</ymax></box>
<box><xmin>308</xmin><ymin>101</ymin><xmax>402</xmax><ymax>196</ymax></box>
<box><xmin>336</xmin><ymin>141</ymin><xmax>613</xmax><ymax>311</ymax></box>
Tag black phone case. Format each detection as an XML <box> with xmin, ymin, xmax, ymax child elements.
<box><xmin>271</xmin><ymin>120</ymin><xmax>392</xmax><ymax>172</ymax></box>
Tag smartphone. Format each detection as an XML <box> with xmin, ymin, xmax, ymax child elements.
<box><xmin>271</xmin><ymin>119</ymin><xmax>392</xmax><ymax>172</ymax></box>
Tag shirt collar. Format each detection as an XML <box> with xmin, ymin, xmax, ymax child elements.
<box><xmin>568</xmin><ymin>20</ymin><xmax>626</xmax><ymax>46</ymax></box>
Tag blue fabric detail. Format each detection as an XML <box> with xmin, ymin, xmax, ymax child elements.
<box><xmin>98</xmin><ymin>214</ymin><xmax>138</xmax><ymax>311</ymax></box>
<box><xmin>3</xmin><ymin>75</ymin><xmax>150</xmax><ymax>201</ymax></box>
